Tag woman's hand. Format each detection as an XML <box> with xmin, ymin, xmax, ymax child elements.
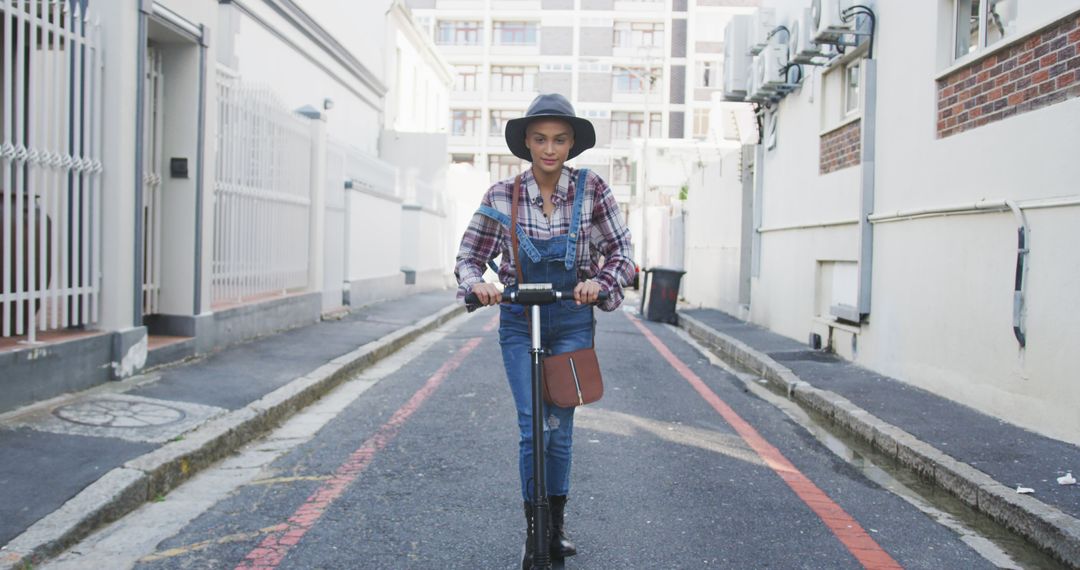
<box><xmin>471</xmin><ymin>282</ymin><xmax>502</xmax><ymax>306</ymax></box>
<box><xmin>574</xmin><ymin>279</ymin><xmax>603</xmax><ymax>305</ymax></box>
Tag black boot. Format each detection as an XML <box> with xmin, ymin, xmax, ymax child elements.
<box><xmin>522</xmin><ymin>501</ymin><xmax>535</xmax><ymax>570</ymax></box>
<box><xmin>549</xmin><ymin>495</ymin><xmax>577</xmax><ymax>558</ymax></box>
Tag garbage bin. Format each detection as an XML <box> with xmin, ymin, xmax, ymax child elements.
<box><xmin>639</xmin><ymin>267</ymin><xmax>686</xmax><ymax>324</ymax></box>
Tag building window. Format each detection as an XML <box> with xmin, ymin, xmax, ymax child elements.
<box><xmin>451</xmin><ymin>109</ymin><xmax>480</xmax><ymax>136</ymax></box>
<box><xmin>489</xmin><ymin>154</ymin><xmax>525</xmax><ymax>181</ymax></box>
<box><xmin>612</xmin><ymin>21</ymin><xmax>665</xmax><ymax>49</ymax></box>
<box><xmin>844</xmin><ymin>61</ymin><xmax>861</xmax><ymax>116</ymax></box>
<box><xmin>454</xmin><ymin>65</ymin><xmax>479</xmax><ymax>91</ymax></box>
<box><xmin>493</xmin><ymin>21</ymin><xmax>538</xmax><ymax>46</ymax></box>
<box><xmin>436</xmin><ymin>20</ymin><xmax>482</xmax><ymax>46</ymax></box>
<box><xmin>491</xmin><ymin>65</ymin><xmax>538</xmax><ymax>92</ymax></box>
<box><xmin>611</xmin><ymin>111</ymin><xmax>662</xmax><ymax>140</ymax></box>
<box><xmin>697</xmin><ymin>61</ymin><xmax>718</xmax><ymax>88</ymax></box>
<box><xmin>490</xmin><ymin>109</ymin><xmax>519</xmax><ymax>136</ymax></box>
<box><xmin>954</xmin><ymin>0</ymin><xmax>1018</xmax><ymax>59</ymax></box>
<box><xmin>451</xmin><ymin>153</ymin><xmax>475</xmax><ymax>165</ymax></box>
<box><xmin>613</xmin><ymin>66</ymin><xmax>661</xmax><ymax>93</ymax></box>
<box><xmin>612</xmin><ymin>157</ymin><xmax>631</xmax><ymax>184</ymax></box>
<box><xmin>693</xmin><ymin>109</ymin><xmax>710</xmax><ymax>139</ymax></box>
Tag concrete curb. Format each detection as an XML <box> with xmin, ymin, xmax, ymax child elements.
<box><xmin>0</xmin><ymin>303</ymin><xmax>467</xmax><ymax>570</ymax></box>
<box><xmin>677</xmin><ymin>311</ymin><xmax>1080</xmax><ymax>568</ymax></box>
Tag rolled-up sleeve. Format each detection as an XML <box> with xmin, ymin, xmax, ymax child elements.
<box><xmin>455</xmin><ymin>187</ymin><xmax>502</xmax><ymax>309</ymax></box>
<box><xmin>588</xmin><ymin>176</ymin><xmax>635</xmax><ymax>312</ymax></box>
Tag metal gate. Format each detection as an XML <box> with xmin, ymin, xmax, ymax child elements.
<box><xmin>142</xmin><ymin>44</ymin><xmax>163</xmax><ymax>316</ymax></box>
<box><xmin>1</xmin><ymin>0</ymin><xmax>103</xmax><ymax>341</ymax></box>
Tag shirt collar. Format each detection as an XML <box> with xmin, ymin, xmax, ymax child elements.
<box><xmin>522</xmin><ymin>166</ymin><xmax>572</xmax><ymax>209</ymax></box>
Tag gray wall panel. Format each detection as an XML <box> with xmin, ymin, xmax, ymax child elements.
<box><xmin>578</xmin><ymin>72</ymin><xmax>612</xmax><ymax>102</ymax></box>
<box><xmin>541</xmin><ymin>27</ymin><xmax>574</xmax><ymax>55</ymax></box>
<box><xmin>581</xmin><ymin>0</ymin><xmax>614</xmax><ymax>9</ymax></box>
<box><xmin>670</xmin><ymin>65</ymin><xmax>686</xmax><ymax>104</ymax></box>
<box><xmin>669</xmin><ymin>111</ymin><xmax>685</xmax><ymax>138</ymax></box>
<box><xmin>591</xmin><ymin>118</ymin><xmax>612</xmax><ymax>146</ymax></box>
<box><xmin>579</xmin><ymin>27</ymin><xmax>613</xmax><ymax>57</ymax></box>
<box><xmin>538</xmin><ymin>72</ymin><xmax>573</xmax><ymax>95</ymax></box>
<box><xmin>672</xmin><ymin>19</ymin><xmax>687</xmax><ymax>57</ymax></box>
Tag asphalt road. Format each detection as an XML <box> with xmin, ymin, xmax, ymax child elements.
<box><xmin>47</xmin><ymin>307</ymin><xmax>1001</xmax><ymax>569</ymax></box>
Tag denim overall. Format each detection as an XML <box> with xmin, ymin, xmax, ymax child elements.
<box><xmin>478</xmin><ymin>170</ymin><xmax>593</xmax><ymax>501</ymax></box>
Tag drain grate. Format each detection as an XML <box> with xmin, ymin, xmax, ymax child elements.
<box><xmin>53</xmin><ymin>399</ymin><xmax>187</xmax><ymax>428</ymax></box>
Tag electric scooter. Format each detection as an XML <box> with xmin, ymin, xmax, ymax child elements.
<box><xmin>466</xmin><ymin>283</ymin><xmax>607</xmax><ymax>570</ymax></box>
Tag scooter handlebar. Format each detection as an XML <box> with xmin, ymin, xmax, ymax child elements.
<box><xmin>464</xmin><ymin>287</ymin><xmax>609</xmax><ymax>307</ymax></box>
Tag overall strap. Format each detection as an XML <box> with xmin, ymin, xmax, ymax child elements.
<box><xmin>512</xmin><ymin>175</ymin><xmax>524</xmax><ymax>287</ymax></box>
<box><xmin>565</xmin><ymin>168</ymin><xmax>589</xmax><ymax>270</ymax></box>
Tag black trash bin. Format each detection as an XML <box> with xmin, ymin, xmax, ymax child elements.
<box><xmin>639</xmin><ymin>267</ymin><xmax>686</xmax><ymax>324</ymax></box>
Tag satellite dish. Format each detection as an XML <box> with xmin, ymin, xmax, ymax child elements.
<box><xmin>811</xmin><ymin>0</ymin><xmax>822</xmax><ymax>30</ymax></box>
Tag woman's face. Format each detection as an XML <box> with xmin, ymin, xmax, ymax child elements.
<box><xmin>525</xmin><ymin>119</ymin><xmax>575</xmax><ymax>177</ymax></box>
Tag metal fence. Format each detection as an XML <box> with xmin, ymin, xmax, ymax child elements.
<box><xmin>212</xmin><ymin>66</ymin><xmax>312</xmax><ymax>306</ymax></box>
<box><xmin>1</xmin><ymin>0</ymin><xmax>103</xmax><ymax>341</ymax></box>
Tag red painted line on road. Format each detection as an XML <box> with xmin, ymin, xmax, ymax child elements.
<box><xmin>627</xmin><ymin>314</ymin><xmax>903</xmax><ymax>570</ymax></box>
<box><xmin>235</xmin><ymin>314</ymin><xmax>497</xmax><ymax>569</ymax></box>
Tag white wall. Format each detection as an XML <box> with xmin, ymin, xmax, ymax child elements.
<box><xmin>739</xmin><ymin>0</ymin><xmax>1080</xmax><ymax>444</ymax></box>
<box><xmin>348</xmin><ymin>192</ymin><xmax>403</xmax><ymax>283</ymax></box>
<box><xmin>217</xmin><ymin>1</ymin><xmax>385</xmax><ymax>152</ymax></box>
<box><xmin>683</xmin><ymin>151</ymin><xmax>747</xmax><ymax>315</ymax></box>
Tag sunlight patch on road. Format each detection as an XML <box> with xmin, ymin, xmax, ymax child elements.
<box><xmin>575</xmin><ymin>407</ymin><xmax>765</xmax><ymax>467</ymax></box>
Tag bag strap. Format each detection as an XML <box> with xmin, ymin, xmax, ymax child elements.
<box><xmin>512</xmin><ymin>174</ymin><xmax>524</xmax><ymax>288</ymax></box>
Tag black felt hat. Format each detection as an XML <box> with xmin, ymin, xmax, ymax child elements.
<box><xmin>504</xmin><ymin>93</ymin><xmax>596</xmax><ymax>162</ymax></box>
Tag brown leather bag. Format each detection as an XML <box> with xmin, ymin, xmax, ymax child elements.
<box><xmin>543</xmin><ymin>347</ymin><xmax>603</xmax><ymax>407</ymax></box>
<box><xmin>509</xmin><ymin>174</ymin><xmax>604</xmax><ymax>408</ymax></box>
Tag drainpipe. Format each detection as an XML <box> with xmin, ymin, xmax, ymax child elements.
<box><xmin>1004</xmin><ymin>200</ymin><xmax>1029</xmax><ymax>347</ymax></box>
<box><xmin>855</xmin><ymin>58</ymin><xmax>877</xmax><ymax>321</ymax></box>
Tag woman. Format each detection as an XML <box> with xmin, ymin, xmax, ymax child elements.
<box><xmin>454</xmin><ymin>93</ymin><xmax>635</xmax><ymax>567</ymax></box>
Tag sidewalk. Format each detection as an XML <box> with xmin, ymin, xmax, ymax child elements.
<box><xmin>677</xmin><ymin>307</ymin><xmax>1080</xmax><ymax>567</ymax></box>
<box><xmin>0</xmin><ymin>289</ymin><xmax>463</xmax><ymax>569</ymax></box>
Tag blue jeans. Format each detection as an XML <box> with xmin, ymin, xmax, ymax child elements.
<box><xmin>499</xmin><ymin>300</ymin><xmax>594</xmax><ymax>501</ymax></box>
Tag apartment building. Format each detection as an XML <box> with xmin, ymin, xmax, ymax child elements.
<box><xmin>404</xmin><ymin>0</ymin><xmax>758</xmax><ymax>208</ymax></box>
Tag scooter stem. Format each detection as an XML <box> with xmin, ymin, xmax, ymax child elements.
<box><xmin>529</xmin><ymin>303</ymin><xmax>552</xmax><ymax>569</ymax></box>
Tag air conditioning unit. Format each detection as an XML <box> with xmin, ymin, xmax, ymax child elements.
<box><xmin>811</xmin><ymin>0</ymin><xmax>853</xmax><ymax>45</ymax></box>
<box><xmin>748</xmin><ymin>8</ymin><xmax>776</xmax><ymax>55</ymax></box>
<box><xmin>760</xmin><ymin>43</ymin><xmax>789</xmax><ymax>91</ymax></box>
<box><xmin>722</xmin><ymin>15</ymin><xmax>752</xmax><ymax>101</ymax></box>
<box><xmin>791</xmin><ymin>8</ymin><xmax>828</xmax><ymax>64</ymax></box>
<box><xmin>746</xmin><ymin>55</ymin><xmax>768</xmax><ymax>102</ymax></box>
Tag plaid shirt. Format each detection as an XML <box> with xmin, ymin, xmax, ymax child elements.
<box><xmin>455</xmin><ymin>166</ymin><xmax>635</xmax><ymax>311</ymax></box>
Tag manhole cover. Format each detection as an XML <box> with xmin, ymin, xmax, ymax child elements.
<box><xmin>53</xmin><ymin>399</ymin><xmax>187</xmax><ymax>428</ymax></box>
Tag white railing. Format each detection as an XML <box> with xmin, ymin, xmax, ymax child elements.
<box><xmin>213</xmin><ymin>67</ymin><xmax>312</xmax><ymax>306</ymax></box>
<box><xmin>1</xmin><ymin>0</ymin><xmax>103</xmax><ymax>341</ymax></box>
<box><xmin>142</xmin><ymin>45</ymin><xmax>163</xmax><ymax>316</ymax></box>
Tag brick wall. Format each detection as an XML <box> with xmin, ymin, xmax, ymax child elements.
<box><xmin>937</xmin><ymin>12</ymin><xmax>1080</xmax><ymax>138</ymax></box>
<box><xmin>819</xmin><ymin>119</ymin><xmax>861</xmax><ymax>175</ymax></box>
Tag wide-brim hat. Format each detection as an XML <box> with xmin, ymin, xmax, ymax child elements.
<box><xmin>505</xmin><ymin>93</ymin><xmax>596</xmax><ymax>162</ymax></box>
